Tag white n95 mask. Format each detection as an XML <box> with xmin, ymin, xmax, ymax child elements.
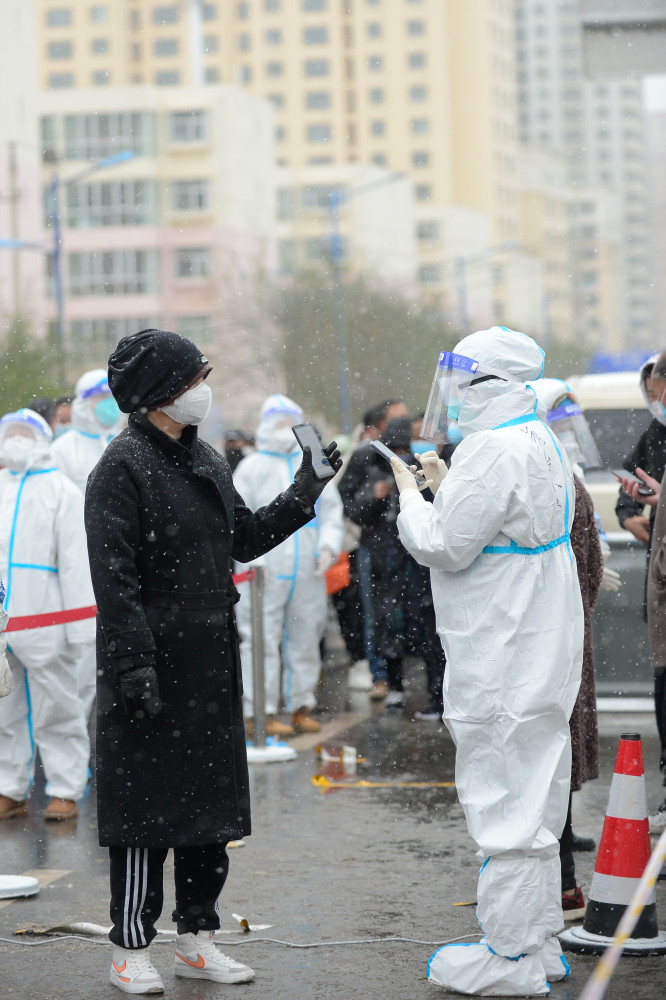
<box><xmin>160</xmin><ymin>382</ymin><xmax>212</xmax><ymax>426</ymax></box>
<box><xmin>0</xmin><ymin>436</ymin><xmax>39</xmax><ymax>472</ymax></box>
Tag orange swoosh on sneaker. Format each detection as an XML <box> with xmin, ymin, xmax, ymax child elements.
<box><xmin>112</xmin><ymin>961</ymin><xmax>127</xmax><ymax>973</ymax></box>
<box><xmin>176</xmin><ymin>951</ymin><xmax>206</xmax><ymax>969</ymax></box>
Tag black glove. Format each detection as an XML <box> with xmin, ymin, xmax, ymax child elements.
<box><xmin>293</xmin><ymin>442</ymin><xmax>342</xmax><ymax>508</ymax></box>
<box><xmin>120</xmin><ymin>665</ymin><xmax>163</xmax><ymax>720</ymax></box>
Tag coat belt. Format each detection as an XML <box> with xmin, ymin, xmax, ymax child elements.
<box><xmin>141</xmin><ymin>588</ymin><xmax>232</xmax><ymax>610</ymax></box>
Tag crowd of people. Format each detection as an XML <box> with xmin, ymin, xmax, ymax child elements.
<box><xmin>0</xmin><ymin>324</ymin><xmax>664</xmax><ymax>996</ymax></box>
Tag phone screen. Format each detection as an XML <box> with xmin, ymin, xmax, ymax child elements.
<box><xmin>370</xmin><ymin>439</ymin><xmax>428</xmax><ymax>485</ymax></box>
<box><xmin>292</xmin><ymin>423</ymin><xmax>335</xmax><ymax>480</ymax></box>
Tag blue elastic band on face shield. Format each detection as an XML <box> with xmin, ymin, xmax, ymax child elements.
<box><xmin>80</xmin><ymin>379</ymin><xmax>111</xmax><ymax>400</ymax></box>
<box><xmin>437</xmin><ymin>351</ymin><xmax>481</xmax><ymax>375</ymax></box>
<box><xmin>546</xmin><ymin>402</ymin><xmax>581</xmax><ymax>423</ymax></box>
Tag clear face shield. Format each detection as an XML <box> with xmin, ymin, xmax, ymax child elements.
<box><xmin>546</xmin><ymin>397</ymin><xmax>602</xmax><ymax>471</ymax></box>
<box><xmin>0</xmin><ymin>411</ymin><xmax>51</xmax><ymax>472</ymax></box>
<box><xmin>420</xmin><ymin>351</ymin><xmax>520</xmax><ymax>444</ymax></box>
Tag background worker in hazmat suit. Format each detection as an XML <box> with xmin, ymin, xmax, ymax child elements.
<box><xmin>391</xmin><ymin>328</ymin><xmax>584</xmax><ymax>996</ymax></box>
<box><xmin>0</xmin><ymin>409</ymin><xmax>94</xmax><ymax>822</ymax></box>
<box><xmin>234</xmin><ymin>394</ymin><xmax>343</xmax><ymax>736</ymax></box>
<box><xmin>53</xmin><ymin>369</ymin><xmax>124</xmax><ymax>720</ymax></box>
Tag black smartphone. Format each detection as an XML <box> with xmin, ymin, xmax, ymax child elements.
<box><xmin>292</xmin><ymin>423</ymin><xmax>336</xmax><ymax>481</ymax></box>
<box><xmin>370</xmin><ymin>439</ymin><xmax>429</xmax><ymax>488</ymax></box>
<box><xmin>612</xmin><ymin>470</ymin><xmax>656</xmax><ymax>497</ymax></box>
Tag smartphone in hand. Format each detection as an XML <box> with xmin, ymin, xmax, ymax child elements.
<box><xmin>292</xmin><ymin>423</ymin><xmax>336</xmax><ymax>481</ymax></box>
<box><xmin>612</xmin><ymin>470</ymin><xmax>656</xmax><ymax>497</ymax></box>
<box><xmin>370</xmin><ymin>439</ymin><xmax>429</xmax><ymax>489</ymax></box>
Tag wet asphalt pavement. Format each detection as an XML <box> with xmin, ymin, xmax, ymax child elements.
<box><xmin>1</xmin><ymin>656</ymin><xmax>665</xmax><ymax>1000</ymax></box>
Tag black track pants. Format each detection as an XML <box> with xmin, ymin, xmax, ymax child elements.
<box><xmin>108</xmin><ymin>843</ymin><xmax>229</xmax><ymax>948</ymax></box>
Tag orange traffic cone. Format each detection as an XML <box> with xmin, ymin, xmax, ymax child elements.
<box><xmin>560</xmin><ymin>732</ymin><xmax>666</xmax><ymax>955</ymax></box>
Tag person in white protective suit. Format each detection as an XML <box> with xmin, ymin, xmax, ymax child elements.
<box><xmin>391</xmin><ymin>328</ymin><xmax>584</xmax><ymax>997</ymax></box>
<box><xmin>234</xmin><ymin>394</ymin><xmax>344</xmax><ymax>736</ymax></box>
<box><xmin>0</xmin><ymin>410</ymin><xmax>95</xmax><ymax>822</ymax></box>
<box><xmin>52</xmin><ymin>369</ymin><xmax>123</xmax><ymax>719</ymax></box>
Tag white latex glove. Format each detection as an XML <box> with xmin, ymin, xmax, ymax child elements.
<box><xmin>600</xmin><ymin>566</ymin><xmax>622</xmax><ymax>592</ymax></box>
<box><xmin>315</xmin><ymin>548</ymin><xmax>336</xmax><ymax>576</ymax></box>
<box><xmin>390</xmin><ymin>457</ymin><xmax>429</xmax><ymax>510</ymax></box>
<box><xmin>416</xmin><ymin>450</ymin><xmax>448</xmax><ymax>495</ymax></box>
<box><xmin>0</xmin><ymin>626</ymin><xmax>10</xmax><ymax>698</ymax></box>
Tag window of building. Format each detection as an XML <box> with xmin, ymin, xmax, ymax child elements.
<box><xmin>303</xmin><ymin>237</ymin><xmax>335</xmax><ymax>263</ymax></box>
<box><xmin>170</xmin><ymin>110</ymin><xmax>207</xmax><ymax>143</ymax></box>
<box><xmin>204</xmin><ymin>67</ymin><xmax>219</xmax><ymax>82</ymax></box>
<box><xmin>266</xmin><ymin>61</ymin><xmax>283</xmax><ymax>76</ymax></box>
<box><xmin>48</xmin><ymin>73</ymin><xmax>74</xmax><ymax>89</ymax></box>
<box><xmin>406</xmin><ymin>19</ymin><xmax>425</xmax><ymax>35</ymax></box>
<box><xmin>154</xmin><ymin>37</ymin><xmax>179</xmax><ymax>55</ymax></box>
<box><xmin>172</xmin><ymin>180</ymin><xmax>210</xmax><ymax>212</ymax></box>
<box><xmin>367</xmin><ymin>55</ymin><xmax>383</xmax><ymax>71</ymax></box>
<box><xmin>369</xmin><ymin>87</ymin><xmax>384</xmax><ymax>103</ymax></box>
<box><xmin>90</xmin><ymin>4</ymin><xmax>108</xmax><ymax>22</ymax></box>
<box><xmin>71</xmin><ymin>317</ymin><xmax>157</xmax><ymax>346</ymax></box>
<box><xmin>306</xmin><ymin>90</ymin><xmax>329</xmax><ymax>108</ymax></box>
<box><xmin>419</xmin><ymin>264</ymin><xmax>441</xmax><ymax>284</ymax></box>
<box><xmin>202</xmin><ymin>2</ymin><xmax>217</xmax><ymax>19</ymax></box>
<box><xmin>304</xmin><ymin>59</ymin><xmax>328</xmax><ymax>75</ymax></box>
<box><xmin>372</xmin><ymin>153</ymin><xmax>386</xmax><ymax>166</ymax></box>
<box><xmin>175</xmin><ymin>247</ymin><xmax>211</xmax><ymax>278</ymax></box>
<box><xmin>93</xmin><ymin>70</ymin><xmax>110</xmax><ymax>85</ymax></box>
<box><xmin>304</xmin><ymin>26</ymin><xmax>328</xmax><ymax>43</ymax></box>
<box><xmin>69</xmin><ymin>250</ymin><xmax>157</xmax><ymax>296</ymax></box>
<box><xmin>277</xmin><ymin>188</ymin><xmax>294</xmax><ymax>219</ymax></box>
<box><xmin>155</xmin><ymin>70</ymin><xmax>180</xmax><ymax>85</ymax></box>
<box><xmin>238</xmin><ymin>32</ymin><xmax>251</xmax><ymax>50</ymax></box>
<box><xmin>240</xmin><ymin>65</ymin><xmax>252</xmax><ymax>83</ymax></box>
<box><xmin>370</xmin><ymin>120</ymin><xmax>384</xmax><ymax>136</ymax></box>
<box><xmin>265</xmin><ymin>0</ymin><xmax>281</xmax><ymax>10</ymax></box>
<box><xmin>65</xmin><ymin>180</ymin><xmax>157</xmax><ymax>228</ymax></box>
<box><xmin>415</xmin><ymin>183</ymin><xmax>431</xmax><ymax>201</ymax></box>
<box><xmin>417</xmin><ymin>220</ymin><xmax>439</xmax><ymax>241</ymax></box>
<box><xmin>308</xmin><ymin>156</ymin><xmax>332</xmax><ymax>165</ymax></box>
<box><xmin>412</xmin><ymin>150</ymin><xmax>429</xmax><ymax>167</ymax></box>
<box><xmin>92</xmin><ymin>38</ymin><xmax>109</xmax><ymax>54</ymax></box>
<box><xmin>367</xmin><ymin>22</ymin><xmax>382</xmax><ymax>37</ymax></box>
<box><xmin>307</xmin><ymin>124</ymin><xmax>331</xmax><ymax>142</ymax></box>
<box><xmin>409</xmin><ymin>85</ymin><xmax>427</xmax><ymax>101</ymax></box>
<box><xmin>266</xmin><ymin>28</ymin><xmax>282</xmax><ymax>43</ymax></box>
<box><xmin>408</xmin><ymin>52</ymin><xmax>426</xmax><ymax>68</ymax></box>
<box><xmin>410</xmin><ymin>117</ymin><xmax>429</xmax><ymax>134</ymax></box>
<box><xmin>47</xmin><ymin>8</ymin><xmax>72</xmax><ymax>26</ymax></box>
<box><xmin>48</xmin><ymin>41</ymin><xmax>73</xmax><ymax>59</ymax></box>
<box><xmin>176</xmin><ymin>316</ymin><xmax>212</xmax><ymax>342</ymax></box>
<box><xmin>268</xmin><ymin>92</ymin><xmax>285</xmax><ymax>108</ymax></box>
<box><xmin>237</xmin><ymin>1</ymin><xmax>249</xmax><ymax>16</ymax></box>
<box><xmin>131</xmin><ymin>42</ymin><xmax>142</xmax><ymax>60</ymax></box>
<box><xmin>64</xmin><ymin>112</ymin><xmax>155</xmax><ymax>158</ymax></box>
<box><xmin>153</xmin><ymin>5</ymin><xmax>179</xmax><ymax>24</ymax></box>
<box><xmin>301</xmin><ymin>184</ymin><xmax>341</xmax><ymax>209</ymax></box>
<box><xmin>203</xmin><ymin>35</ymin><xmax>218</xmax><ymax>52</ymax></box>
<box><xmin>303</xmin><ymin>0</ymin><xmax>327</xmax><ymax>10</ymax></box>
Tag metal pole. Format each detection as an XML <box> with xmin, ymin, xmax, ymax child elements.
<box><xmin>50</xmin><ymin>174</ymin><xmax>65</xmax><ymax>386</ymax></box>
<box><xmin>329</xmin><ymin>190</ymin><xmax>351</xmax><ymax>434</ymax></box>
<box><xmin>455</xmin><ymin>255</ymin><xmax>468</xmax><ymax>333</ymax></box>
<box><xmin>249</xmin><ymin>566</ymin><xmax>266</xmax><ymax>747</ymax></box>
<box><xmin>9</xmin><ymin>142</ymin><xmax>19</xmax><ymax>313</ymax></box>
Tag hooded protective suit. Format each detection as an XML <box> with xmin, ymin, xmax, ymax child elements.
<box><xmin>397</xmin><ymin>329</ymin><xmax>584</xmax><ymax>996</ymax></box>
<box><xmin>234</xmin><ymin>395</ymin><xmax>344</xmax><ymax>718</ymax></box>
<box><xmin>52</xmin><ymin>369</ymin><xmax>122</xmax><ymax>717</ymax></box>
<box><xmin>0</xmin><ymin>410</ymin><xmax>94</xmax><ymax>803</ymax></box>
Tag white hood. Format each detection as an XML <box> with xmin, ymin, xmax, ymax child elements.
<box><xmin>72</xmin><ymin>368</ymin><xmax>124</xmax><ymax>438</ymax></box>
<box><xmin>255</xmin><ymin>393</ymin><xmax>303</xmax><ymax>454</ymax></box>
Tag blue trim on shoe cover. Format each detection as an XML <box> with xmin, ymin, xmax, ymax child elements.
<box><xmin>559</xmin><ymin>954</ymin><xmax>571</xmax><ymax>978</ymax></box>
<box><xmin>427</xmin><ymin>941</ymin><xmax>479</xmax><ymax>977</ymax></box>
<box><xmin>485</xmin><ymin>943</ymin><xmax>527</xmax><ymax>962</ymax></box>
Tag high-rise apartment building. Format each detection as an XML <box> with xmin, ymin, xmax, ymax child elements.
<box><xmin>38</xmin><ymin>0</ymin><xmax>524</xmax><ymax>326</ymax></box>
<box><xmin>515</xmin><ymin>0</ymin><xmax>653</xmax><ymax>349</ymax></box>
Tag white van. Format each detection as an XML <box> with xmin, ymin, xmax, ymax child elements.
<box><xmin>567</xmin><ymin>371</ymin><xmax>651</xmax><ymax>534</ymax></box>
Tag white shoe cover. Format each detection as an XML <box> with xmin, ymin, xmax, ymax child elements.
<box><xmin>427</xmin><ymin>943</ymin><xmax>550</xmax><ymax>996</ymax></box>
<box><xmin>537</xmin><ymin>936</ymin><xmax>570</xmax><ymax>983</ymax></box>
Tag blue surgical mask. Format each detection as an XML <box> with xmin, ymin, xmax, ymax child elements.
<box><xmin>53</xmin><ymin>423</ymin><xmax>71</xmax><ymax>438</ymax></box>
<box><xmin>447</xmin><ymin>422</ymin><xmax>463</xmax><ymax>446</ymax></box>
<box><xmin>411</xmin><ymin>440</ymin><xmax>435</xmax><ymax>457</ymax></box>
<box><xmin>660</xmin><ymin>403</ymin><xmax>666</xmax><ymax>423</ymax></box>
<box><xmin>94</xmin><ymin>396</ymin><xmax>121</xmax><ymax>428</ymax></box>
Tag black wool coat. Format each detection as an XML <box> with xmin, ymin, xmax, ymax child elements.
<box><xmin>85</xmin><ymin>413</ymin><xmax>313</xmax><ymax>847</ymax></box>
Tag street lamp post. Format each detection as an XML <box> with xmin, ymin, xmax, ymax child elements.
<box><xmin>47</xmin><ymin>149</ymin><xmax>136</xmax><ymax>382</ymax></box>
<box><xmin>327</xmin><ymin>171</ymin><xmax>407</xmax><ymax>434</ymax></box>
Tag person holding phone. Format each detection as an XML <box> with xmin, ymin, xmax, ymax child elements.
<box><xmin>85</xmin><ymin>334</ymin><xmax>341</xmax><ymax>994</ymax></box>
<box><xmin>233</xmin><ymin>394</ymin><xmax>343</xmax><ymax>737</ymax></box>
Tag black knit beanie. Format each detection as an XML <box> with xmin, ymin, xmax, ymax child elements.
<box><xmin>108</xmin><ymin>329</ymin><xmax>208</xmax><ymax>413</ymax></box>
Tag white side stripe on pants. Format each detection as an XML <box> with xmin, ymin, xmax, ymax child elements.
<box><xmin>123</xmin><ymin>848</ymin><xmax>148</xmax><ymax>948</ymax></box>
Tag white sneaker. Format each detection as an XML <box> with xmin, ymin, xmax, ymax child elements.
<box><xmin>649</xmin><ymin>800</ymin><xmax>666</xmax><ymax>834</ymax></box>
<box><xmin>384</xmin><ymin>689</ymin><xmax>405</xmax><ymax>707</ymax></box>
<box><xmin>174</xmin><ymin>931</ymin><xmax>255</xmax><ymax>983</ymax></box>
<box><xmin>348</xmin><ymin>659</ymin><xmax>373</xmax><ymax>690</ymax></box>
<box><xmin>110</xmin><ymin>946</ymin><xmax>164</xmax><ymax>994</ymax></box>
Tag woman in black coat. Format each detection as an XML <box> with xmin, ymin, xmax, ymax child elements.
<box><xmin>85</xmin><ymin>329</ymin><xmax>340</xmax><ymax>994</ymax></box>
